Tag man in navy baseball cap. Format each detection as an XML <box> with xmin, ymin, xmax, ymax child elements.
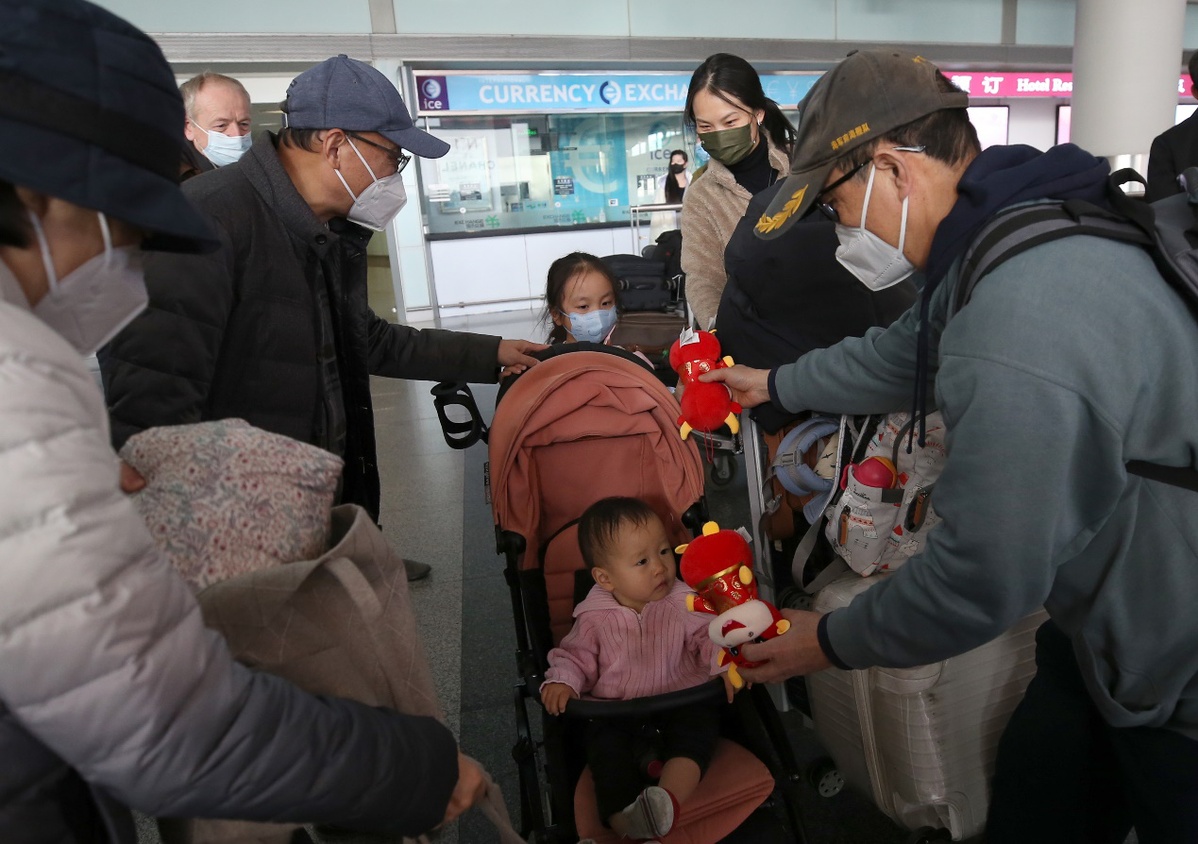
<box><xmin>102</xmin><ymin>53</ymin><xmax>545</xmax><ymax>581</ymax></box>
<box><xmin>283</xmin><ymin>54</ymin><xmax>450</xmax><ymax>159</ymax></box>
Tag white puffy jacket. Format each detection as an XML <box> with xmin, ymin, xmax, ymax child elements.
<box><xmin>0</xmin><ymin>268</ymin><xmax>458</xmax><ymax>843</ymax></box>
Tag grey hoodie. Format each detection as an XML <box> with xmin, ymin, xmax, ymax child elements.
<box><xmin>771</xmin><ymin>217</ymin><xmax>1198</xmax><ymax>737</ymax></box>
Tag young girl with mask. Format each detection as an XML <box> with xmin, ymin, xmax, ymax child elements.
<box><xmin>681</xmin><ymin>54</ymin><xmax>795</xmax><ymax>330</ymax></box>
<box><xmin>544</xmin><ymin>252</ymin><xmax>620</xmax><ymax>344</ymax></box>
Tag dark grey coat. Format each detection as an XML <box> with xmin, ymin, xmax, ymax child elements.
<box><xmin>102</xmin><ymin>132</ymin><xmax>501</xmax><ymax>519</ymax></box>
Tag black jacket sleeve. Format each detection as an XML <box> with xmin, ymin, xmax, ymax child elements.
<box><xmin>1146</xmin><ymin>131</ymin><xmax>1179</xmax><ymax>204</ymax></box>
<box><xmin>101</xmin><ymin>231</ymin><xmax>236</xmax><ymax>449</ymax></box>
<box><xmin>365</xmin><ymin>309</ymin><xmax>502</xmax><ymax>384</ymax></box>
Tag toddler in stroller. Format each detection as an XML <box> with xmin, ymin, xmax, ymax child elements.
<box><xmin>484</xmin><ymin>344</ymin><xmax>806</xmax><ymax>843</ymax></box>
<box><xmin>541</xmin><ymin>497</ymin><xmax>735</xmax><ymax>841</ymax></box>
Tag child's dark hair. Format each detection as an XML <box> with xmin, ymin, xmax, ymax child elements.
<box><xmin>578</xmin><ymin>497</ymin><xmax>659</xmax><ymax>569</ymax></box>
<box><xmin>541</xmin><ymin>252</ymin><xmax>620</xmax><ymax>344</ymax></box>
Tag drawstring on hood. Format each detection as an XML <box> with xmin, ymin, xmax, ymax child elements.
<box><xmin>909</xmin><ymin>143</ymin><xmax>1112</xmax><ymax>448</ymax></box>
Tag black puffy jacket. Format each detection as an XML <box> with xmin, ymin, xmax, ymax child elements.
<box><xmin>717</xmin><ymin>182</ymin><xmax>916</xmax><ymax>432</ymax></box>
<box><xmin>102</xmin><ymin>133</ymin><xmax>501</xmax><ymax>519</ymax></box>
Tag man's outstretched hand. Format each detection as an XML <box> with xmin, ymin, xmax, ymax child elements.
<box><xmin>738</xmin><ymin>609</ymin><xmax>832</xmax><ymax>684</ymax></box>
<box><xmin>698</xmin><ymin>364</ymin><xmax>771</xmax><ymax>409</ymax></box>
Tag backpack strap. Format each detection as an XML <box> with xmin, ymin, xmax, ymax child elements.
<box><xmin>1126</xmin><ymin>460</ymin><xmax>1198</xmax><ymax>492</ymax></box>
<box><xmin>951</xmin><ymin>198</ymin><xmax>1151</xmax><ymax>318</ymax></box>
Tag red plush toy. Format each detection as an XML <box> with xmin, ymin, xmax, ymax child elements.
<box><xmin>677</xmin><ymin>521</ymin><xmax>790</xmax><ymax>689</ymax></box>
<box><xmin>668</xmin><ymin>329</ymin><xmax>743</xmax><ymax>440</ymax></box>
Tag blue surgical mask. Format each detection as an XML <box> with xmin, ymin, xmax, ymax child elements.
<box><xmin>195</xmin><ymin>123</ymin><xmax>252</xmax><ymax>167</ymax></box>
<box><xmin>567</xmin><ymin>307</ymin><xmax>618</xmax><ymax>343</ymax></box>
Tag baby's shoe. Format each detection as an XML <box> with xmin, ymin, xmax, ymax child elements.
<box><xmin>615</xmin><ymin>785</ymin><xmax>678</xmax><ymax>839</ymax></box>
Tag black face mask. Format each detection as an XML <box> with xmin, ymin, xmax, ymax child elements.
<box><xmin>668</xmin><ymin>163</ymin><xmax>686</xmax><ymax>174</ymax></box>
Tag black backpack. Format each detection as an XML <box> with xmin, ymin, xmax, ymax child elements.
<box><xmin>951</xmin><ymin>168</ymin><xmax>1198</xmax><ymax>491</ymax></box>
<box><xmin>649</xmin><ymin>228</ymin><xmax>684</xmax><ymax>284</ymax></box>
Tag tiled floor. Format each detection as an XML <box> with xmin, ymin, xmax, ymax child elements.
<box><xmin>374</xmin><ymin>308</ymin><xmax>544</xmax><ymax>844</ymax></box>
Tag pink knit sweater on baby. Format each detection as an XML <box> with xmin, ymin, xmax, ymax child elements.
<box><xmin>541</xmin><ymin>581</ymin><xmax>721</xmax><ymax>700</ymax></box>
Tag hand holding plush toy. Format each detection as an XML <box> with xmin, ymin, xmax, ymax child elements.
<box><xmin>677</xmin><ymin>521</ymin><xmax>790</xmax><ymax>689</ymax></box>
<box><xmin>668</xmin><ymin>329</ymin><xmax>742</xmax><ymax>440</ymax></box>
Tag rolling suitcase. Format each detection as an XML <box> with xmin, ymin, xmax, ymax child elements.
<box><xmin>806</xmin><ymin>572</ymin><xmax>1046</xmax><ymax>840</ymax></box>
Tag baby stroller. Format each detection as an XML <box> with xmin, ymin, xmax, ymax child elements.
<box><xmin>474</xmin><ymin>343</ymin><xmax>808</xmax><ymax>843</ymax></box>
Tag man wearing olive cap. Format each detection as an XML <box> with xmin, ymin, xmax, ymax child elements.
<box><xmin>707</xmin><ymin>49</ymin><xmax>1198</xmax><ymax>840</ymax></box>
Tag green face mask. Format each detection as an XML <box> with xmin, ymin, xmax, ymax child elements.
<box><xmin>697</xmin><ymin>122</ymin><xmax>758</xmax><ymax>166</ymax></box>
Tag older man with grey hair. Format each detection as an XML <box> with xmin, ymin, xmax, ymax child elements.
<box><xmin>178</xmin><ymin>71</ymin><xmax>253</xmax><ymax>179</ymax></box>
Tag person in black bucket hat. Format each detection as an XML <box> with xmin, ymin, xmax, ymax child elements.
<box><xmin>0</xmin><ymin>2</ymin><xmax>484</xmax><ymax>841</ymax></box>
<box><xmin>703</xmin><ymin>48</ymin><xmax>1198</xmax><ymax>841</ymax></box>
<box><xmin>100</xmin><ymin>54</ymin><xmax>546</xmax><ymax>582</ymax></box>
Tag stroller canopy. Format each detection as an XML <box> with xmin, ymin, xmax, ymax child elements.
<box><xmin>489</xmin><ymin>347</ymin><xmax>704</xmax><ymax>568</ymax></box>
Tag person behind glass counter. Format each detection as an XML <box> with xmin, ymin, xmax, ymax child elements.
<box><xmin>650</xmin><ymin>149</ymin><xmax>691</xmax><ymax>243</ymax></box>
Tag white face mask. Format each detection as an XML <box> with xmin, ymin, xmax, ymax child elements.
<box><xmin>834</xmin><ymin>164</ymin><xmax>915</xmax><ymax>292</ymax></box>
<box><xmin>194</xmin><ymin>123</ymin><xmax>252</xmax><ymax>167</ymax></box>
<box><xmin>333</xmin><ymin>137</ymin><xmax>408</xmax><ymax>231</ymax></box>
<box><xmin>28</xmin><ymin>210</ymin><xmax>149</xmax><ymax>356</ymax></box>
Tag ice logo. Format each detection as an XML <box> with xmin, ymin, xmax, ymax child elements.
<box><xmin>598</xmin><ymin>80</ymin><xmax>621</xmax><ymax>106</ymax></box>
<box><xmin>421</xmin><ymin>78</ymin><xmax>443</xmax><ymax>99</ymax></box>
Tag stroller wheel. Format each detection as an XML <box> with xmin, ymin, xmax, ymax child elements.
<box><xmin>806</xmin><ymin>756</ymin><xmax>844</xmax><ymax>797</ymax></box>
<box><xmin>708</xmin><ymin>453</ymin><xmax>738</xmax><ymax>487</ymax></box>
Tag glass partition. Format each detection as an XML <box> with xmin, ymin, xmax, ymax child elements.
<box><xmin>416</xmin><ymin>112</ymin><xmax>689</xmax><ymax>237</ymax></box>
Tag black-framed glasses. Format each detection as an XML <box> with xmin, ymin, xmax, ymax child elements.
<box><xmin>814</xmin><ymin>161</ymin><xmax>867</xmax><ymax>222</ymax></box>
<box><xmin>814</xmin><ymin>145</ymin><xmax>927</xmax><ymax>223</ymax></box>
<box><xmin>347</xmin><ymin>132</ymin><xmax>411</xmax><ymax>175</ymax></box>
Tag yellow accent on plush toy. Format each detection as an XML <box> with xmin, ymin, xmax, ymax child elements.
<box><xmin>776</xmin><ymin>619</ymin><xmax>791</xmax><ymax>635</ymax></box>
<box><xmin>686</xmin><ymin>593</ymin><xmax>697</xmax><ymax>612</ymax></box>
<box><xmin>725</xmin><ymin>413</ymin><xmax>740</xmax><ymax>435</ymax></box>
<box><xmin>726</xmin><ymin>663</ymin><xmax>745</xmax><ymax>689</ymax></box>
<box><xmin>739</xmin><ymin>565</ymin><xmax>753</xmax><ymax>585</ymax></box>
<box><xmin>721</xmin><ymin>355</ymin><xmax>734</xmax><ymax>367</ymax></box>
<box><xmin>679</xmin><ymin>421</ymin><xmax>693</xmax><ymax>440</ymax></box>
<box><xmin>675</xmin><ymin>542</ymin><xmax>689</xmax><ymax>554</ymax></box>
<box><xmin>701</xmin><ymin>521</ymin><xmax>720</xmax><ymax>536</ymax></box>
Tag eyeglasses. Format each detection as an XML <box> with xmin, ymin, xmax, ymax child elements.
<box><xmin>347</xmin><ymin>132</ymin><xmax>411</xmax><ymax>175</ymax></box>
<box><xmin>814</xmin><ymin>161</ymin><xmax>867</xmax><ymax>222</ymax></box>
<box><xmin>814</xmin><ymin>145</ymin><xmax>927</xmax><ymax>223</ymax></box>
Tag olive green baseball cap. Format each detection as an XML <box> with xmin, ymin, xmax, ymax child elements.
<box><xmin>755</xmin><ymin>49</ymin><xmax>968</xmax><ymax>240</ymax></box>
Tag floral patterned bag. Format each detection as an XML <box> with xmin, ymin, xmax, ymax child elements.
<box><xmin>120</xmin><ymin>419</ymin><xmax>344</xmax><ymax>590</ymax></box>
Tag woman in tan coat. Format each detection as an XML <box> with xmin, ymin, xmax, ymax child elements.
<box><xmin>680</xmin><ymin>54</ymin><xmax>794</xmax><ymax>329</ymax></box>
